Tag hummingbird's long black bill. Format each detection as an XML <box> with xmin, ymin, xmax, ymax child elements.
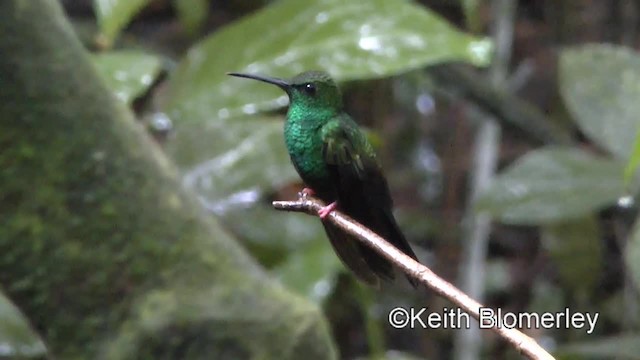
<box><xmin>227</xmin><ymin>72</ymin><xmax>290</xmax><ymax>90</ymax></box>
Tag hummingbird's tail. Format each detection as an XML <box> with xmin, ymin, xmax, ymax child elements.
<box><xmin>373</xmin><ymin>207</ymin><xmax>420</xmax><ymax>288</ymax></box>
<box><xmin>322</xmin><ymin>222</ymin><xmax>383</xmax><ymax>287</ymax></box>
<box><xmin>322</xmin><ymin>207</ymin><xmax>419</xmax><ymax>288</ymax></box>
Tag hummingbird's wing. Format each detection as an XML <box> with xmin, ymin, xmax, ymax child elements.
<box><xmin>320</xmin><ymin>117</ymin><xmax>419</xmax><ymax>287</ymax></box>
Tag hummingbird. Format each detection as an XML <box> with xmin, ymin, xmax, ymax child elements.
<box><xmin>228</xmin><ymin>70</ymin><xmax>419</xmax><ymax>287</ymax></box>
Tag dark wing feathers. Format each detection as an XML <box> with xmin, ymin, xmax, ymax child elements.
<box><xmin>320</xmin><ymin>117</ymin><xmax>418</xmax><ymax>287</ymax></box>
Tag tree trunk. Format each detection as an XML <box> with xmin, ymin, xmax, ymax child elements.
<box><xmin>0</xmin><ymin>1</ymin><xmax>336</xmax><ymax>359</ymax></box>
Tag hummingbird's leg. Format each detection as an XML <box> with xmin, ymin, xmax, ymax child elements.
<box><xmin>302</xmin><ymin>187</ymin><xmax>315</xmax><ymax>196</ymax></box>
<box><xmin>318</xmin><ymin>201</ymin><xmax>338</xmax><ymax>219</ymax></box>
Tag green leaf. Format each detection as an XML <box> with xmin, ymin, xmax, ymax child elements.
<box><xmin>625</xmin><ymin>217</ymin><xmax>640</xmax><ymax>289</ymax></box>
<box><xmin>477</xmin><ymin>147</ymin><xmax>625</xmax><ymax>224</ymax></box>
<box><xmin>92</xmin><ymin>51</ymin><xmax>162</xmax><ymax>104</ymax></box>
<box><xmin>165</xmin><ymin>0</ymin><xmax>492</xmax><ymax>120</ymax></box>
<box><xmin>166</xmin><ymin>114</ymin><xmax>306</xmax><ymax>260</ymax></box>
<box><xmin>0</xmin><ymin>292</ymin><xmax>47</xmax><ymax>358</ymax></box>
<box><xmin>541</xmin><ymin>216</ymin><xmax>601</xmax><ymax>296</ymax></box>
<box><xmin>559</xmin><ymin>334</ymin><xmax>640</xmax><ymax>358</ymax></box>
<box><xmin>560</xmin><ymin>44</ymin><xmax>640</xmax><ymax>160</ymax></box>
<box><xmin>273</xmin><ymin>238</ymin><xmax>343</xmax><ymax>303</ymax></box>
<box><xmin>175</xmin><ymin>0</ymin><xmax>208</xmax><ymax>36</ymax></box>
<box><xmin>94</xmin><ymin>0</ymin><xmax>151</xmax><ymax>45</ymax></box>
<box><xmin>169</xmin><ymin>116</ymin><xmax>297</xmax><ymax>202</ymax></box>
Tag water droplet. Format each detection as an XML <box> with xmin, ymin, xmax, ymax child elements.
<box><xmin>311</xmin><ymin>279</ymin><xmax>332</xmax><ymax>300</ymax></box>
<box><xmin>276</xmin><ymin>95</ymin><xmax>289</xmax><ymax>106</ymax></box>
<box><xmin>141</xmin><ymin>74</ymin><xmax>153</xmax><ymax>86</ymax></box>
<box><xmin>274</xmin><ymin>52</ymin><xmax>294</xmax><ymax>66</ymax></box>
<box><xmin>618</xmin><ymin>195</ymin><xmax>635</xmax><ymax>208</ymax></box>
<box><xmin>218</xmin><ymin>108</ymin><xmax>230</xmax><ymax>119</ymax></box>
<box><xmin>469</xmin><ymin>39</ymin><xmax>492</xmax><ymax>63</ymax></box>
<box><xmin>149</xmin><ymin>112</ymin><xmax>173</xmax><ymax>132</ymax></box>
<box><xmin>359</xmin><ymin>24</ymin><xmax>372</xmax><ymax>36</ymax></box>
<box><xmin>315</xmin><ymin>12</ymin><xmax>329</xmax><ymax>24</ymax></box>
<box><xmin>246</xmin><ymin>62</ymin><xmax>261</xmax><ymax>73</ymax></box>
<box><xmin>358</xmin><ymin>36</ymin><xmax>382</xmax><ymax>51</ymax></box>
<box><xmin>406</xmin><ymin>35</ymin><xmax>425</xmax><ymax>48</ymax></box>
<box><xmin>242</xmin><ymin>104</ymin><xmax>257</xmax><ymax>115</ymax></box>
<box><xmin>416</xmin><ymin>93</ymin><xmax>435</xmax><ymax>115</ymax></box>
<box><xmin>197</xmin><ymin>189</ymin><xmax>262</xmax><ymax>215</ymax></box>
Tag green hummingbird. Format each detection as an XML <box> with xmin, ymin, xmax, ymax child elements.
<box><xmin>228</xmin><ymin>70</ymin><xmax>419</xmax><ymax>287</ymax></box>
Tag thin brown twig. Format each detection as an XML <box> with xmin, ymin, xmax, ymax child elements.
<box><xmin>272</xmin><ymin>194</ymin><xmax>555</xmax><ymax>360</ymax></box>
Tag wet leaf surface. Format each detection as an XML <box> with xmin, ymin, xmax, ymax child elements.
<box><xmin>92</xmin><ymin>51</ymin><xmax>162</xmax><ymax>104</ymax></box>
<box><xmin>561</xmin><ymin>45</ymin><xmax>640</xmax><ymax>160</ymax></box>
<box><xmin>477</xmin><ymin>147</ymin><xmax>625</xmax><ymax>224</ymax></box>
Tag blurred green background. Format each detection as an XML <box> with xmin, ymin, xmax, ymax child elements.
<box><xmin>3</xmin><ymin>0</ymin><xmax>640</xmax><ymax>358</ymax></box>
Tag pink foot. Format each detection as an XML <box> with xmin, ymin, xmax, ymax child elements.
<box><xmin>318</xmin><ymin>201</ymin><xmax>338</xmax><ymax>219</ymax></box>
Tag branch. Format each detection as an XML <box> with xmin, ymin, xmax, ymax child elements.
<box><xmin>273</xmin><ymin>194</ymin><xmax>555</xmax><ymax>360</ymax></box>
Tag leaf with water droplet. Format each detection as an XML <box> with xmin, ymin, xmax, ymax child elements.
<box><xmin>92</xmin><ymin>51</ymin><xmax>162</xmax><ymax>104</ymax></box>
<box><xmin>93</xmin><ymin>0</ymin><xmax>151</xmax><ymax>45</ymax></box>
<box><xmin>169</xmin><ymin>116</ymin><xmax>297</xmax><ymax>202</ymax></box>
<box><xmin>165</xmin><ymin>0</ymin><xmax>492</xmax><ymax>120</ymax></box>
<box><xmin>477</xmin><ymin>147</ymin><xmax>626</xmax><ymax>224</ymax></box>
<box><xmin>560</xmin><ymin>45</ymin><xmax>640</xmax><ymax>160</ymax></box>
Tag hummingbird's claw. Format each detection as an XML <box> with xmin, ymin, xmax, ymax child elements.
<box><xmin>301</xmin><ymin>187</ymin><xmax>315</xmax><ymax>199</ymax></box>
<box><xmin>318</xmin><ymin>201</ymin><xmax>338</xmax><ymax>219</ymax></box>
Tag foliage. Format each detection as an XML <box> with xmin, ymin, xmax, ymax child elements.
<box><xmin>0</xmin><ymin>292</ymin><xmax>46</xmax><ymax>358</ymax></box>
<box><xmin>11</xmin><ymin>0</ymin><xmax>640</xmax><ymax>358</ymax></box>
<box><xmin>93</xmin><ymin>0</ymin><xmax>151</xmax><ymax>46</ymax></box>
<box><xmin>477</xmin><ymin>147</ymin><xmax>626</xmax><ymax>224</ymax></box>
<box><xmin>92</xmin><ymin>51</ymin><xmax>162</xmax><ymax>104</ymax></box>
<box><xmin>478</xmin><ymin>44</ymin><xmax>640</xmax><ymax>356</ymax></box>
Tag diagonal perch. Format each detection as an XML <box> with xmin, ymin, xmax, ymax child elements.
<box><xmin>272</xmin><ymin>193</ymin><xmax>555</xmax><ymax>360</ymax></box>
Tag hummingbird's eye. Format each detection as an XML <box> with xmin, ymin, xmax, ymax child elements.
<box><xmin>303</xmin><ymin>83</ymin><xmax>316</xmax><ymax>96</ymax></box>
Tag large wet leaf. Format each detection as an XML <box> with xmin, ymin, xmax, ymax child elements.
<box><xmin>542</xmin><ymin>216</ymin><xmax>602</xmax><ymax>296</ymax></box>
<box><xmin>93</xmin><ymin>0</ymin><xmax>150</xmax><ymax>45</ymax></box>
<box><xmin>92</xmin><ymin>51</ymin><xmax>162</xmax><ymax>104</ymax></box>
<box><xmin>0</xmin><ymin>292</ymin><xmax>47</xmax><ymax>358</ymax></box>
<box><xmin>170</xmin><ymin>116</ymin><xmax>297</xmax><ymax>202</ymax></box>
<box><xmin>165</xmin><ymin>0</ymin><xmax>492</xmax><ymax>120</ymax></box>
<box><xmin>558</xmin><ymin>334</ymin><xmax>640</xmax><ymax>358</ymax></box>
<box><xmin>477</xmin><ymin>147</ymin><xmax>625</xmax><ymax>224</ymax></box>
<box><xmin>560</xmin><ymin>45</ymin><xmax>640</xmax><ymax>160</ymax></box>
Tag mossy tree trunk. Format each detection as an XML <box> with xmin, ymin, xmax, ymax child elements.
<box><xmin>0</xmin><ymin>1</ymin><xmax>336</xmax><ymax>359</ymax></box>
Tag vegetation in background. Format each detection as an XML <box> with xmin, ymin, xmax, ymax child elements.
<box><xmin>3</xmin><ymin>0</ymin><xmax>640</xmax><ymax>358</ymax></box>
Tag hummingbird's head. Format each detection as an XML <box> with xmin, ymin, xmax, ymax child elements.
<box><xmin>227</xmin><ymin>70</ymin><xmax>343</xmax><ymax>115</ymax></box>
